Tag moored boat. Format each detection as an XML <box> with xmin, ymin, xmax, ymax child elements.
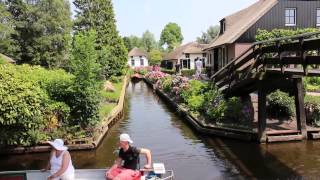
<box><xmin>0</xmin><ymin>164</ymin><xmax>174</xmax><ymax>180</ymax></box>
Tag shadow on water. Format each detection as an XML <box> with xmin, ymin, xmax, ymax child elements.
<box><xmin>0</xmin><ymin>81</ymin><xmax>318</xmax><ymax>179</ymax></box>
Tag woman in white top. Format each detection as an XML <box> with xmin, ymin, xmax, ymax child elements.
<box><xmin>41</xmin><ymin>139</ymin><xmax>75</xmax><ymax>180</ymax></box>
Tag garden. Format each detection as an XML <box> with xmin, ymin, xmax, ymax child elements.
<box><xmin>0</xmin><ymin>64</ymin><xmax>126</xmax><ymax>147</ymax></box>
<box><xmin>133</xmin><ymin>65</ymin><xmax>320</xmax><ymax>131</ymax></box>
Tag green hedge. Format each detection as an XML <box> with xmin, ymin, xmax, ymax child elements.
<box><xmin>181</xmin><ymin>69</ymin><xmax>195</xmax><ymax>77</ymax></box>
<box><xmin>0</xmin><ymin>64</ymin><xmax>75</xmax><ymax>145</ymax></box>
<box><xmin>267</xmin><ymin>90</ymin><xmax>295</xmax><ymax>118</ymax></box>
<box><xmin>0</xmin><ymin>64</ymin><xmax>103</xmax><ymax>146</ymax></box>
<box><xmin>256</xmin><ymin>28</ymin><xmax>320</xmax><ymax>42</ymax></box>
<box><xmin>161</xmin><ymin>68</ymin><xmax>175</xmax><ymax>74</ymax></box>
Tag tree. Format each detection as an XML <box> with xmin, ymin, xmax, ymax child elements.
<box><xmin>197</xmin><ymin>25</ymin><xmax>219</xmax><ymax>44</ymax></box>
<box><xmin>0</xmin><ymin>1</ymin><xmax>17</xmax><ymax>58</ymax></box>
<box><xmin>122</xmin><ymin>35</ymin><xmax>143</xmax><ymax>51</ymax></box>
<box><xmin>6</xmin><ymin>0</ymin><xmax>72</xmax><ymax>68</ymax></box>
<box><xmin>69</xmin><ymin>29</ymin><xmax>101</xmax><ymax>126</ymax></box>
<box><xmin>160</xmin><ymin>22</ymin><xmax>183</xmax><ymax>51</ymax></box>
<box><xmin>149</xmin><ymin>49</ymin><xmax>162</xmax><ymax>65</ymax></box>
<box><xmin>74</xmin><ymin>0</ymin><xmax>128</xmax><ymax>78</ymax></box>
<box><xmin>122</xmin><ymin>36</ymin><xmax>133</xmax><ymax>51</ymax></box>
<box><xmin>141</xmin><ymin>30</ymin><xmax>156</xmax><ymax>52</ymax></box>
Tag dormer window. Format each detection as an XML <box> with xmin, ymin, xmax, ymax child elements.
<box><xmin>220</xmin><ymin>20</ymin><xmax>226</xmax><ymax>34</ymax></box>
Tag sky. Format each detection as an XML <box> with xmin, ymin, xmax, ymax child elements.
<box><xmin>70</xmin><ymin>0</ymin><xmax>257</xmax><ymax>43</ymax></box>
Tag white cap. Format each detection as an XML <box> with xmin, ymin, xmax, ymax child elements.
<box><xmin>47</xmin><ymin>139</ymin><xmax>68</xmax><ymax>151</ymax></box>
<box><xmin>120</xmin><ymin>133</ymin><xmax>133</xmax><ymax>143</ymax></box>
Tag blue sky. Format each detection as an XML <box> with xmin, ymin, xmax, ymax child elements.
<box><xmin>70</xmin><ymin>0</ymin><xmax>257</xmax><ymax>43</ymax></box>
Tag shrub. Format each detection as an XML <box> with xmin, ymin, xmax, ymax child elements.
<box><xmin>0</xmin><ymin>65</ymin><xmax>48</xmax><ymax>146</ymax></box>
<box><xmin>256</xmin><ymin>28</ymin><xmax>319</xmax><ymax>42</ymax></box>
<box><xmin>181</xmin><ymin>80</ymin><xmax>207</xmax><ymax>103</ymax></box>
<box><xmin>305</xmin><ymin>95</ymin><xmax>320</xmax><ymax>126</ymax></box>
<box><xmin>267</xmin><ymin>90</ymin><xmax>295</xmax><ymax>117</ymax></box>
<box><xmin>181</xmin><ymin>69</ymin><xmax>195</xmax><ymax>77</ymax></box>
<box><xmin>161</xmin><ymin>68</ymin><xmax>175</xmax><ymax>74</ymax></box>
<box><xmin>225</xmin><ymin>97</ymin><xmax>243</xmax><ymax>121</ymax></box>
<box><xmin>110</xmin><ymin>76</ymin><xmax>122</xmax><ymax>83</ymax></box>
<box><xmin>134</xmin><ymin>67</ymin><xmax>148</xmax><ymax>75</ymax></box>
<box><xmin>145</xmin><ymin>71</ymin><xmax>167</xmax><ymax>83</ymax></box>
<box><xmin>161</xmin><ymin>76</ymin><xmax>173</xmax><ymax>93</ymax></box>
<box><xmin>186</xmin><ymin>95</ymin><xmax>205</xmax><ymax>112</ymax></box>
<box><xmin>205</xmin><ymin>88</ymin><xmax>227</xmax><ymax>121</ymax></box>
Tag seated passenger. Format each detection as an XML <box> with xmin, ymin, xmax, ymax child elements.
<box><xmin>106</xmin><ymin>133</ymin><xmax>152</xmax><ymax>180</ymax></box>
<box><xmin>41</xmin><ymin>139</ymin><xmax>75</xmax><ymax>180</ymax></box>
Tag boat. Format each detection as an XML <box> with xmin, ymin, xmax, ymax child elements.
<box><xmin>0</xmin><ymin>163</ymin><xmax>174</xmax><ymax>180</ymax></box>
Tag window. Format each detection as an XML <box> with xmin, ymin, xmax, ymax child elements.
<box><xmin>185</xmin><ymin>53</ymin><xmax>190</xmax><ymax>58</ymax></box>
<box><xmin>220</xmin><ymin>20</ymin><xmax>226</xmax><ymax>34</ymax></box>
<box><xmin>285</xmin><ymin>8</ymin><xmax>296</xmax><ymax>26</ymax></box>
<box><xmin>140</xmin><ymin>58</ymin><xmax>144</xmax><ymax>66</ymax></box>
<box><xmin>202</xmin><ymin>53</ymin><xmax>206</xmax><ymax>58</ymax></box>
<box><xmin>317</xmin><ymin>8</ymin><xmax>320</xmax><ymax>26</ymax></box>
<box><xmin>131</xmin><ymin>59</ymin><xmax>135</xmax><ymax>66</ymax></box>
<box><xmin>182</xmin><ymin>59</ymin><xmax>190</xmax><ymax>69</ymax></box>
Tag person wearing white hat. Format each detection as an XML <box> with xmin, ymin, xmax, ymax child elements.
<box><xmin>41</xmin><ymin>139</ymin><xmax>75</xmax><ymax>180</ymax></box>
<box><xmin>106</xmin><ymin>133</ymin><xmax>152</xmax><ymax>180</ymax></box>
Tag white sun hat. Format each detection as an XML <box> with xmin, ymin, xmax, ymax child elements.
<box><xmin>47</xmin><ymin>139</ymin><xmax>68</xmax><ymax>151</ymax></box>
<box><xmin>120</xmin><ymin>133</ymin><xmax>133</xmax><ymax>143</ymax></box>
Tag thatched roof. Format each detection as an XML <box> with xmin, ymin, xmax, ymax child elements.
<box><xmin>164</xmin><ymin>42</ymin><xmax>207</xmax><ymax>60</ymax></box>
<box><xmin>128</xmin><ymin>47</ymin><xmax>147</xmax><ymax>57</ymax></box>
<box><xmin>0</xmin><ymin>53</ymin><xmax>15</xmax><ymax>63</ymax></box>
<box><xmin>205</xmin><ymin>0</ymin><xmax>278</xmax><ymax>50</ymax></box>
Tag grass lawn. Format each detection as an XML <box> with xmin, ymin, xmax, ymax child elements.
<box><xmin>306</xmin><ymin>84</ymin><xmax>320</xmax><ymax>92</ymax></box>
<box><xmin>305</xmin><ymin>95</ymin><xmax>320</xmax><ymax>104</ymax></box>
<box><xmin>99</xmin><ymin>77</ymin><xmax>125</xmax><ymax>119</ymax></box>
<box><xmin>101</xmin><ymin>80</ymin><xmax>123</xmax><ymax>102</ymax></box>
<box><xmin>99</xmin><ymin>103</ymin><xmax>117</xmax><ymax>118</ymax></box>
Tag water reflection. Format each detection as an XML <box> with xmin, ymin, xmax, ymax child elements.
<box><xmin>0</xmin><ymin>81</ymin><xmax>319</xmax><ymax>179</ymax></box>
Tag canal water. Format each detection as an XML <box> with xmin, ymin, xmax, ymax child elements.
<box><xmin>1</xmin><ymin>81</ymin><xmax>320</xmax><ymax>179</ymax></box>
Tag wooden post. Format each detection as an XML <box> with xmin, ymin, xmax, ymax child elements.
<box><xmin>258</xmin><ymin>82</ymin><xmax>267</xmax><ymax>143</ymax></box>
<box><xmin>294</xmin><ymin>78</ymin><xmax>307</xmax><ymax>139</ymax></box>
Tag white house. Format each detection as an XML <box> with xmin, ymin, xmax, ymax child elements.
<box><xmin>128</xmin><ymin>47</ymin><xmax>149</xmax><ymax>68</ymax></box>
<box><xmin>162</xmin><ymin>42</ymin><xmax>208</xmax><ymax>70</ymax></box>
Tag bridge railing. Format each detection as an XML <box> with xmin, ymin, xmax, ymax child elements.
<box><xmin>211</xmin><ymin>31</ymin><xmax>320</xmax><ymax>90</ymax></box>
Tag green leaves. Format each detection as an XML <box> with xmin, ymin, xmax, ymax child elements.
<box><xmin>160</xmin><ymin>23</ymin><xmax>184</xmax><ymax>51</ymax></box>
<box><xmin>256</xmin><ymin>28</ymin><xmax>320</xmax><ymax>42</ymax></box>
<box><xmin>0</xmin><ymin>64</ymin><xmax>75</xmax><ymax>146</ymax></box>
<box><xmin>74</xmin><ymin>0</ymin><xmax>128</xmax><ymax>78</ymax></box>
<box><xmin>267</xmin><ymin>89</ymin><xmax>295</xmax><ymax>118</ymax></box>
<box><xmin>5</xmin><ymin>0</ymin><xmax>72</xmax><ymax>68</ymax></box>
<box><xmin>197</xmin><ymin>25</ymin><xmax>220</xmax><ymax>44</ymax></box>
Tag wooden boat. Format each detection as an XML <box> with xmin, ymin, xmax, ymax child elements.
<box><xmin>0</xmin><ymin>164</ymin><xmax>174</xmax><ymax>180</ymax></box>
<box><xmin>131</xmin><ymin>73</ymin><xmax>143</xmax><ymax>81</ymax></box>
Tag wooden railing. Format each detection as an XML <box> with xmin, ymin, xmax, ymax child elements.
<box><xmin>211</xmin><ymin>32</ymin><xmax>320</xmax><ymax>94</ymax></box>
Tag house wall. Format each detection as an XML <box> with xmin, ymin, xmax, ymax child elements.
<box><xmin>178</xmin><ymin>53</ymin><xmax>207</xmax><ymax>70</ymax></box>
<box><xmin>235</xmin><ymin>43</ymin><xmax>252</xmax><ymax>58</ymax></box>
<box><xmin>207</xmin><ymin>50</ymin><xmax>214</xmax><ymax>67</ymax></box>
<box><xmin>237</xmin><ymin>0</ymin><xmax>320</xmax><ymax>42</ymax></box>
<box><xmin>128</xmin><ymin>56</ymin><xmax>149</xmax><ymax>68</ymax></box>
<box><xmin>227</xmin><ymin>44</ymin><xmax>235</xmax><ymax>63</ymax></box>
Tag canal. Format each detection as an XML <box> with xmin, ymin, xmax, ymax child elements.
<box><xmin>1</xmin><ymin>81</ymin><xmax>320</xmax><ymax>179</ymax></box>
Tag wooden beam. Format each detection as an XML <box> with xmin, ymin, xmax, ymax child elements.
<box><xmin>294</xmin><ymin>78</ymin><xmax>307</xmax><ymax>139</ymax></box>
<box><xmin>267</xmin><ymin>135</ymin><xmax>303</xmax><ymax>142</ymax></box>
<box><xmin>258</xmin><ymin>82</ymin><xmax>267</xmax><ymax>143</ymax></box>
<box><xmin>266</xmin><ymin>68</ymin><xmax>320</xmax><ymax>76</ymax></box>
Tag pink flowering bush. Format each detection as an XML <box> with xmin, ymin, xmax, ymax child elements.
<box><xmin>145</xmin><ymin>71</ymin><xmax>167</xmax><ymax>83</ymax></box>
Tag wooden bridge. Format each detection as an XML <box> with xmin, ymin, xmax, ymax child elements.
<box><xmin>211</xmin><ymin>32</ymin><xmax>320</xmax><ymax>143</ymax></box>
